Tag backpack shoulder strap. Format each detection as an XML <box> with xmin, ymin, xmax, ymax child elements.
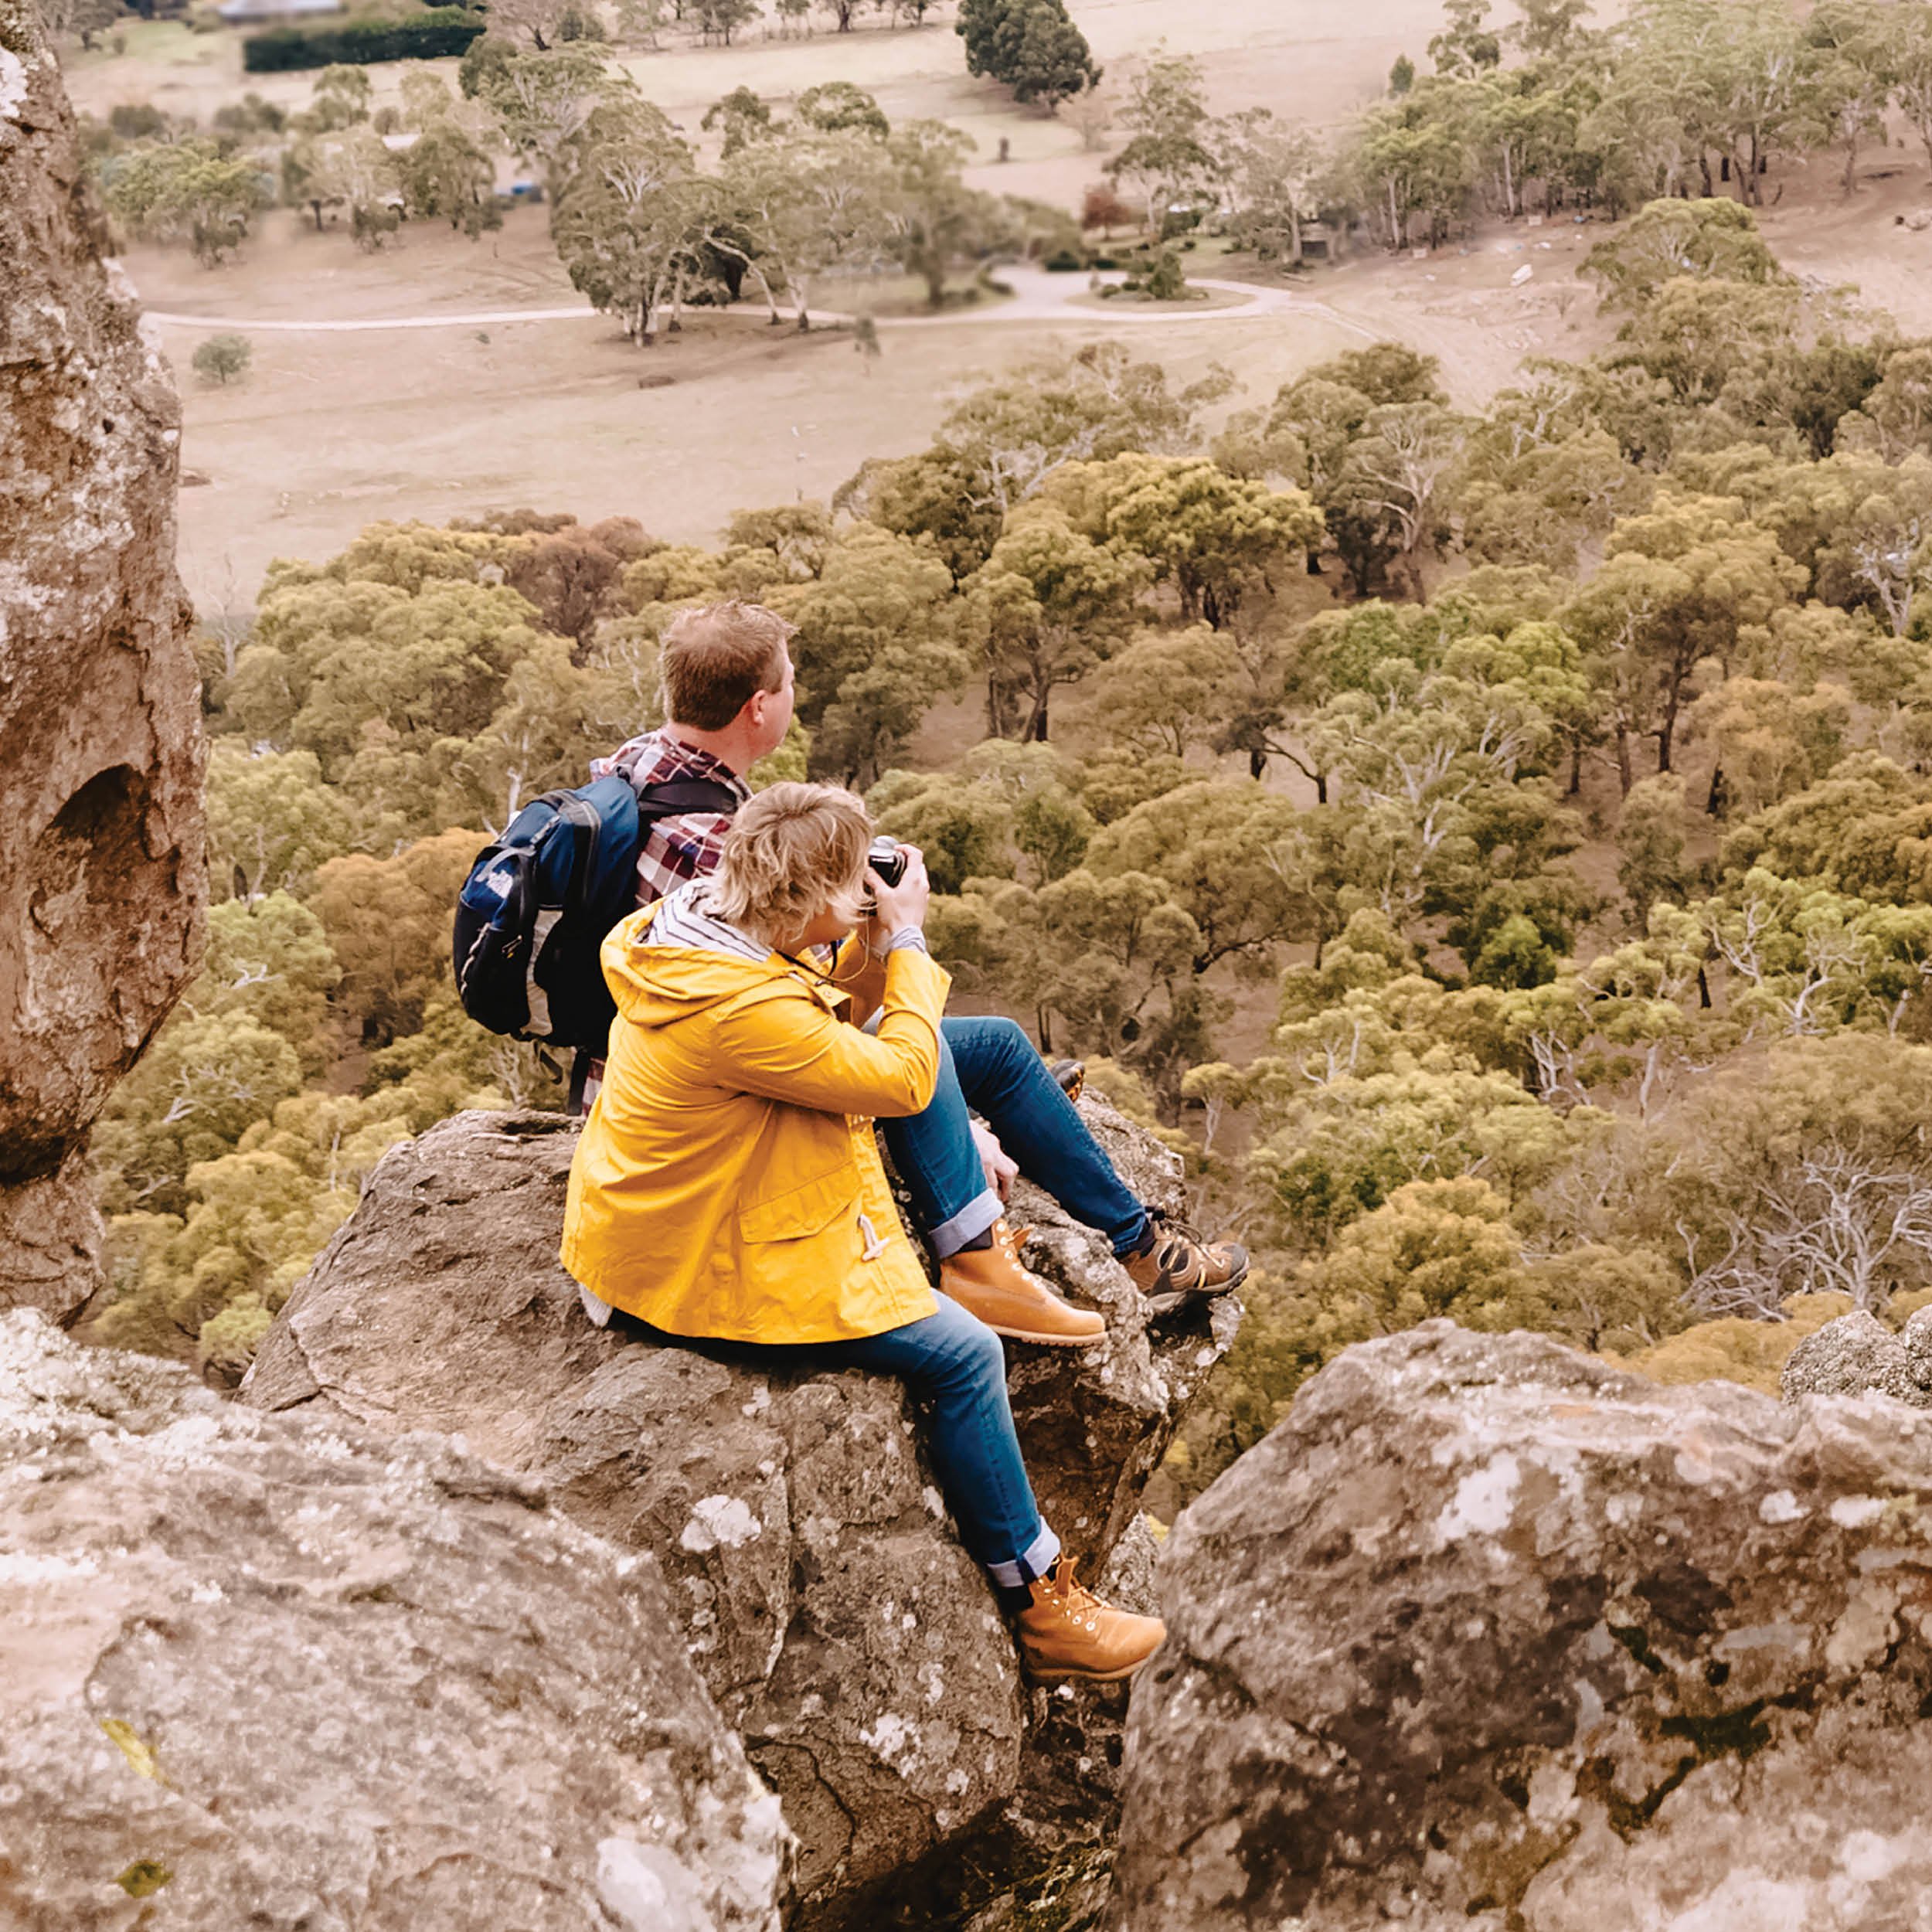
<box><xmin>634</xmin><ymin>777</ymin><xmax>742</xmax><ymax>821</ymax></box>
<box><xmin>553</xmin><ymin>793</ymin><xmax>604</xmax><ymax>913</ymax></box>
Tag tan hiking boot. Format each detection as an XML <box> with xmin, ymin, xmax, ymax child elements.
<box><xmin>1016</xmin><ymin>1556</ymin><xmax>1165</xmax><ymax>1682</ymax></box>
<box><xmin>940</xmin><ymin>1221</ymin><xmax>1105</xmax><ymax>1348</ymax></box>
<box><xmin>1123</xmin><ymin>1209</ymin><xmax>1248</xmax><ymax>1316</ymax></box>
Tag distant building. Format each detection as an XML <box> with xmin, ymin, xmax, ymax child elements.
<box><xmin>1300</xmin><ymin>221</ymin><xmax>1344</xmax><ymax>263</ymax></box>
<box><xmin>217</xmin><ymin>0</ymin><xmax>342</xmax><ymax>23</ymax></box>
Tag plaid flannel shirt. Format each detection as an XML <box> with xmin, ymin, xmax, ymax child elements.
<box><xmin>576</xmin><ymin>730</ymin><xmax>753</xmax><ymax>1113</ymax></box>
<box><xmin>589</xmin><ymin>729</ymin><xmax>752</xmax><ymax>910</ymax></box>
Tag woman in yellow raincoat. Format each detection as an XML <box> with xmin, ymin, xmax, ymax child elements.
<box><xmin>561</xmin><ymin>782</ymin><xmax>1165</xmax><ymax>1682</ymax></box>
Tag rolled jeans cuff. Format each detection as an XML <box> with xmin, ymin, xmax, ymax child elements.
<box><xmin>929</xmin><ymin>1185</ymin><xmax>1002</xmax><ymax>1259</ymax></box>
<box><xmin>985</xmin><ymin>1519</ymin><xmax>1061</xmax><ymax>1590</ymax></box>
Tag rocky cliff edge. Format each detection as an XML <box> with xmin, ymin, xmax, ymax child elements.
<box><xmin>0</xmin><ymin>1305</ymin><xmax>791</xmax><ymax>1931</ymax></box>
<box><xmin>242</xmin><ymin>1100</ymin><xmax>1240</xmax><ymax>1930</ymax></box>
<box><xmin>1113</xmin><ymin>1320</ymin><xmax>1932</xmax><ymax>1932</ymax></box>
<box><xmin>0</xmin><ymin>0</ymin><xmax>206</xmax><ymax>1320</ymax></box>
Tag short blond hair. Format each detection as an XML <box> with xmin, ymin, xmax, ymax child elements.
<box><xmin>661</xmin><ymin>600</ymin><xmax>795</xmax><ymax>732</ymax></box>
<box><xmin>709</xmin><ymin>782</ymin><xmax>871</xmax><ymax>948</ymax></box>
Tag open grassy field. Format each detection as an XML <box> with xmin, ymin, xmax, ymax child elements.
<box><xmin>134</xmin><ymin>211</ymin><xmax>1385</xmax><ymax>611</ymax></box>
<box><xmin>68</xmin><ymin>0</ymin><xmax>1611</xmax><ymax>607</ymax></box>
<box><xmin>63</xmin><ymin>0</ymin><xmax>1932</xmax><ymax>614</ymax></box>
<box><xmin>69</xmin><ymin>1</ymin><xmax>1552</xmax><ymax>159</ymax></box>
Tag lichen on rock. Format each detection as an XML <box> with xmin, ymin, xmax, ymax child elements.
<box><xmin>1783</xmin><ymin>1304</ymin><xmax>1932</xmax><ymax>1408</ymax></box>
<box><xmin>1114</xmin><ymin>1319</ymin><xmax>1932</xmax><ymax>1931</ymax></box>
<box><xmin>0</xmin><ymin>1307</ymin><xmax>791</xmax><ymax>1930</ymax></box>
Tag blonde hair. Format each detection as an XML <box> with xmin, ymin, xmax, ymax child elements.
<box><xmin>709</xmin><ymin>781</ymin><xmax>871</xmax><ymax>949</ymax></box>
<box><xmin>660</xmin><ymin>601</ymin><xmax>795</xmax><ymax>732</ymax></box>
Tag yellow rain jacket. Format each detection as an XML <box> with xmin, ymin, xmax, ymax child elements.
<box><xmin>560</xmin><ymin>902</ymin><xmax>946</xmax><ymax>1344</ymax></box>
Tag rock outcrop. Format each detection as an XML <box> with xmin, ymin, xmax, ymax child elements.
<box><xmin>1113</xmin><ymin>1320</ymin><xmax>1932</xmax><ymax>1932</ymax></box>
<box><xmin>0</xmin><ymin>1307</ymin><xmax>791</xmax><ymax>1930</ymax></box>
<box><xmin>0</xmin><ymin>1</ymin><xmax>206</xmax><ymax>1319</ymax></box>
<box><xmin>243</xmin><ymin>1104</ymin><xmax>1238</xmax><ymax>1929</ymax></box>
<box><xmin>1783</xmin><ymin>1303</ymin><xmax>1932</xmax><ymax>1407</ymax></box>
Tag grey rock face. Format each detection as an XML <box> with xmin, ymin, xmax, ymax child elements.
<box><xmin>1903</xmin><ymin>1304</ymin><xmax>1932</xmax><ymax>1388</ymax></box>
<box><xmin>0</xmin><ymin>1308</ymin><xmax>790</xmax><ymax>1931</ymax></box>
<box><xmin>244</xmin><ymin>1104</ymin><xmax>1237</xmax><ymax>1929</ymax></box>
<box><xmin>0</xmin><ymin>5</ymin><xmax>206</xmax><ymax>1317</ymax></box>
<box><xmin>1783</xmin><ymin>1305</ymin><xmax>1932</xmax><ymax>1407</ymax></box>
<box><xmin>1113</xmin><ymin>1320</ymin><xmax>1932</xmax><ymax>1932</ymax></box>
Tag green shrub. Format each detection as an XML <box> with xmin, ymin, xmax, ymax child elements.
<box><xmin>1128</xmin><ymin>247</ymin><xmax>1187</xmax><ymax>300</ymax></box>
<box><xmin>109</xmin><ymin>101</ymin><xmax>168</xmax><ymax>139</ymax></box>
<box><xmin>192</xmin><ymin>333</ymin><xmax>253</xmax><ymax>385</ymax></box>
<box><xmin>1043</xmin><ymin>247</ymin><xmax>1084</xmax><ymax>272</ymax></box>
<box><xmin>243</xmin><ymin>9</ymin><xmax>484</xmax><ymax>72</ymax></box>
<box><xmin>457</xmin><ymin>31</ymin><xmax>514</xmax><ymax>97</ymax></box>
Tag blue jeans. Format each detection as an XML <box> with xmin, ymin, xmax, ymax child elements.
<box><xmin>621</xmin><ymin>1296</ymin><xmax>1060</xmax><ymax>1587</ymax></box>
<box><xmin>885</xmin><ymin>1017</ymin><xmax>1150</xmax><ymax>1261</ymax></box>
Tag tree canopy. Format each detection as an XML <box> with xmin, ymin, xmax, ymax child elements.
<box><xmin>87</xmin><ymin>4</ymin><xmax>1932</xmax><ymax>1538</ymax></box>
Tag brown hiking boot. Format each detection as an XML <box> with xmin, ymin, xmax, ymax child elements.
<box><xmin>1123</xmin><ymin>1209</ymin><xmax>1248</xmax><ymax>1315</ymax></box>
<box><xmin>940</xmin><ymin>1221</ymin><xmax>1105</xmax><ymax>1348</ymax></box>
<box><xmin>1016</xmin><ymin>1556</ymin><xmax>1165</xmax><ymax>1682</ymax></box>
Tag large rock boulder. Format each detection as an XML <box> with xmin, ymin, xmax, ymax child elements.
<box><xmin>1783</xmin><ymin>1303</ymin><xmax>1932</xmax><ymax>1407</ymax></box>
<box><xmin>0</xmin><ymin>1</ymin><xmax>206</xmax><ymax>1319</ymax></box>
<box><xmin>0</xmin><ymin>1307</ymin><xmax>791</xmax><ymax>1930</ymax></box>
<box><xmin>243</xmin><ymin>1104</ymin><xmax>1237</xmax><ymax>1929</ymax></box>
<box><xmin>1113</xmin><ymin>1320</ymin><xmax>1932</xmax><ymax>1932</ymax></box>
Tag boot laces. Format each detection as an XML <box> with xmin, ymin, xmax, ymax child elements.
<box><xmin>1044</xmin><ymin>1558</ymin><xmax>1103</xmax><ymax>1634</ymax></box>
<box><xmin>1151</xmin><ymin>1210</ymin><xmax>1228</xmax><ymax>1286</ymax></box>
<box><xmin>994</xmin><ymin>1220</ymin><xmax>1037</xmax><ymax>1262</ymax></box>
<box><xmin>1152</xmin><ymin>1207</ymin><xmax>1212</xmax><ymax>1250</ymax></box>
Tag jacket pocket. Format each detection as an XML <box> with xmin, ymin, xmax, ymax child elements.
<box><xmin>738</xmin><ymin>1165</ymin><xmax>862</xmax><ymax>1243</ymax></box>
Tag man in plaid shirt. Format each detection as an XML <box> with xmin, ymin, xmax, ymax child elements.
<box><xmin>580</xmin><ymin>601</ymin><xmax>1247</xmax><ymax>1336</ymax></box>
<box><xmin>590</xmin><ymin>729</ymin><xmax>749</xmax><ymax>906</ymax></box>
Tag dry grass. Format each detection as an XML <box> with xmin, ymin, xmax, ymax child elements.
<box><xmin>135</xmin><ymin>206</ymin><xmax>1369</xmax><ymax>611</ymax></box>
<box><xmin>68</xmin><ymin>0</ymin><xmax>1932</xmax><ymax>615</ymax></box>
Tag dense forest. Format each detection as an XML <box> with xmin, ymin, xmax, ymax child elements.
<box><xmin>81</xmin><ymin>0</ymin><xmax>1932</xmax><ymax>1509</ymax></box>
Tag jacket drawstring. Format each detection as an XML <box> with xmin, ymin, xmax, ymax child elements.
<box><xmin>857</xmin><ymin>1213</ymin><xmax>886</xmax><ymax>1262</ymax></box>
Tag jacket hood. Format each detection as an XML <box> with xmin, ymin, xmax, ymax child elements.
<box><xmin>603</xmin><ymin>893</ymin><xmax>862</xmax><ymax>1043</ymax></box>
<box><xmin>600</xmin><ymin>900</ymin><xmax>830</xmax><ymax>1029</ymax></box>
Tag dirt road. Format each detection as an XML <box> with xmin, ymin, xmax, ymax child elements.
<box><xmin>146</xmin><ymin>265</ymin><xmax>1380</xmax><ymax>338</ymax></box>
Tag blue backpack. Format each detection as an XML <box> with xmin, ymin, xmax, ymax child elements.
<box><xmin>452</xmin><ymin>774</ymin><xmax>740</xmax><ymax>1053</ymax></box>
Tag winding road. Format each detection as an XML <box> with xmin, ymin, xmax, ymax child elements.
<box><xmin>145</xmin><ymin>263</ymin><xmax>1379</xmax><ymax>341</ymax></box>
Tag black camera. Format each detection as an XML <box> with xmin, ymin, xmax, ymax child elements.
<box><xmin>867</xmin><ymin>835</ymin><xmax>908</xmax><ymax>891</ymax></box>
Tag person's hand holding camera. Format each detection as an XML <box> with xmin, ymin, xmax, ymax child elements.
<box><xmin>866</xmin><ymin>839</ymin><xmax>930</xmax><ymax>945</ymax></box>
